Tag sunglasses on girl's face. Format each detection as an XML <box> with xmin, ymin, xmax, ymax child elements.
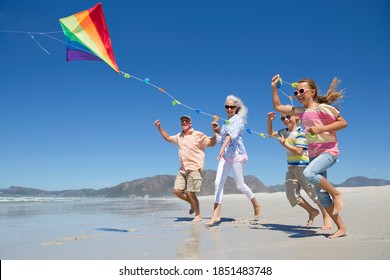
<box><xmin>293</xmin><ymin>88</ymin><xmax>310</xmax><ymax>96</ymax></box>
<box><xmin>280</xmin><ymin>115</ymin><xmax>292</xmax><ymax>121</ymax></box>
<box><xmin>225</xmin><ymin>105</ymin><xmax>237</xmax><ymax>110</ymax></box>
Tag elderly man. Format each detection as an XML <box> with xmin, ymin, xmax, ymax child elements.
<box><xmin>154</xmin><ymin>115</ymin><xmax>216</xmax><ymax>222</ymax></box>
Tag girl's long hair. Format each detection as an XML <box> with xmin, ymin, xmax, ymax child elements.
<box><xmin>298</xmin><ymin>77</ymin><xmax>345</xmax><ymax>106</ymax></box>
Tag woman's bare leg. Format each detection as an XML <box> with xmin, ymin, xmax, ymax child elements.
<box><xmin>207</xmin><ymin>203</ymin><xmax>221</xmax><ymax>226</ymax></box>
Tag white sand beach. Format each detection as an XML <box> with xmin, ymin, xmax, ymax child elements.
<box><xmin>192</xmin><ymin>186</ymin><xmax>390</xmax><ymax>260</ymax></box>
<box><xmin>1</xmin><ymin>186</ymin><xmax>389</xmax><ymax>260</ymax></box>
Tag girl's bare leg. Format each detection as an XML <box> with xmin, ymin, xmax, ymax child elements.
<box><xmin>325</xmin><ymin>204</ymin><xmax>347</xmax><ymax>239</ymax></box>
<box><xmin>317</xmin><ymin>177</ymin><xmax>343</xmax><ymax>215</ymax></box>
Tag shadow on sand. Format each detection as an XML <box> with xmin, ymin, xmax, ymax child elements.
<box><xmin>171</xmin><ymin>217</ymin><xmax>236</xmax><ymax>225</ymax></box>
<box><xmin>250</xmin><ymin>223</ymin><xmax>328</xmax><ymax>238</ymax></box>
<box><xmin>95</xmin><ymin>227</ymin><xmax>130</xmax><ymax>233</ymax></box>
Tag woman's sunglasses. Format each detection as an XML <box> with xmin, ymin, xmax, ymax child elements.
<box><xmin>280</xmin><ymin>115</ymin><xmax>292</xmax><ymax>121</ymax></box>
<box><xmin>225</xmin><ymin>105</ymin><xmax>237</xmax><ymax>110</ymax></box>
<box><xmin>293</xmin><ymin>88</ymin><xmax>310</xmax><ymax>96</ymax></box>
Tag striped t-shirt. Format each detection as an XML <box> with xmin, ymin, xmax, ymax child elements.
<box><xmin>295</xmin><ymin>103</ymin><xmax>340</xmax><ymax>158</ymax></box>
<box><xmin>278</xmin><ymin>127</ymin><xmax>309</xmax><ymax>166</ymax></box>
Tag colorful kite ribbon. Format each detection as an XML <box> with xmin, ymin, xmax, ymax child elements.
<box><xmin>1</xmin><ymin>3</ymin><xmax>297</xmax><ymax>140</ymax></box>
<box><xmin>57</xmin><ymin>3</ymin><xmax>278</xmax><ymax>139</ymax></box>
<box><xmin>276</xmin><ymin>78</ymin><xmax>296</xmax><ymax>106</ymax></box>
<box><xmin>119</xmin><ymin>71</ymin><xmax>298</xmax><ymax>139</ymax></box>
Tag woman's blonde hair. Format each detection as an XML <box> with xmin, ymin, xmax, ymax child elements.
<box><xmin>298</xmin><ymin>77</ymin><xmax>345</xmax><ymax>106</ymax></box>
<box><xmin>225</xmin><ymin>94</ymin><xmax>248</xmax><ymax>123</ymax></box>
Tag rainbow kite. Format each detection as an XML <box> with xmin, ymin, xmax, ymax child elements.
<box><xmin>56</xmin><ymin>3</ymin><xmax>298</xmax><ymax>139</ymax></box>
<box><xmin>59</xmin><ymin>2</ymin><xmax>120</xmax><ymax>73</ymax></box>
<box><xmin>56</xmin><ymin>3</ymin><xmax>278</xmax><ymax>139</ymax></box>
<box><xmin>0</xmin><ymin>3</ymin><xmax>299</xmax><ymax>141</ymax></box>
<box><xmin>19</xmin><ymin>2</ymin><xmax>294</xmax><ymax>139</ymax></box>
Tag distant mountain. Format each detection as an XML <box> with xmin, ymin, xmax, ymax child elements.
<box><xmin>0</xmin><ymin>173</ymin><xmax>388</xmax><ymax>198</ymax></box>
<box><xmin>266</xmin><ymin>184</ymin><xmax>285</xmax><ymax>193</ymax></box>
<box><xmin>0</xmin><ymin>186</ymin><xmax>52</xmax><ymax>196</ymax></box>
<box><xmin>266</xmin><ymin>176</ymin><xmax>390</xmax><ymax>192</ymax></box>
<box><xmin>0</xmin><ymin>186</ymin><xmax>98</xmax><ymax>197</ymax></box>
<box><xmin>92</xmin><ymin>170</ymin><xmax>268</xmax><ymax>197</ymax></box>
<box><xmin>335</xmin><ymin>176</ymin><xmax>390</xmax><ymax>187</ymax></box>
<box><xmin>94</xmin><ymin>175</ymin><xmax>176</xmax><ymax>197</ymax></box>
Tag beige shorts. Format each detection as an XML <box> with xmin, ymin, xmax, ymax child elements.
<box><xmin>173</xmin><ymin>170</ymin><xmax>202</xmax><ymax>193</ymax></box>
<box><xmin>285</xmin><ymin>166</ymin><xmax>320</xmax><ymax>207</ymax></box>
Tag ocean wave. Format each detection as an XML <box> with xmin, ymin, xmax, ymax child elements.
<box><xmin>0</xmin><ymin>196</ymin><xmax>89</xmax><ymax>203</ymax></box>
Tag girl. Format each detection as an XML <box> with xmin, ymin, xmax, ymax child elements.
<box><xmin>270</xmin><ymin>74</ymin><xmax>347</xmax><ymax>239</ymax></box>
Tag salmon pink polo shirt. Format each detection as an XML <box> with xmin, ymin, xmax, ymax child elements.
<box><xmin>169</xmin><ymin>128</ymin><xmax>212</xmax><ymax>172</ymax></box>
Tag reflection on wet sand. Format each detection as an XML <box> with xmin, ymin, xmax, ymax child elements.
<box><xmin>176</xmin><ymin>224</ymin><xmax>201</xmax><ymax>259</ymax></box>
<box><xmin>176</xmin><ymin>219</ymin><xmax>233</xmax><ymax>260</ymax></box>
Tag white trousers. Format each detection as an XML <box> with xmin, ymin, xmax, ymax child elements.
<box><xmin>214</xmin><ymin>158</ymin><xmax>255</xmax><ymax>204</ymax></box>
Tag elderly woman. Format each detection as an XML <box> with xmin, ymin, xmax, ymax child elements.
<box><xmin>207</xmin><ymin>95</ymin><xmax>261</xmax><ymax>226</ymax></box>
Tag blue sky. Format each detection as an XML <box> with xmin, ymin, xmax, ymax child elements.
<box><xmin>0</xmin><ymin>0</ymin><xmax>389</xmax><ymax>190</ymax></box>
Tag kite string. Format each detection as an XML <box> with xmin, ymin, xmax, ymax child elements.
<box><xmin>11</xmin><ymin>30</ymin><xmax>295</xmax><ymax>131</ymax></box>
<box><xmin>1</xmin><ymin>29</ymin><xmax>292</xmax><ymax>140</ymax></box>
<box><xmin>0</xmin><ymin>30</ymin><xmax>101</xmax><ymax>59</ymax></box>
<box><xmin>27</xmin><ymin>32</ymin><xmax>51</xmax><ymax>55</ymax></box>
<box><xmin>120</xmin><ymin>70</ymin><xmax>298</xmax><ymax>139</ymax></box>
<box><xmin>119</xmin><ymin>70</ymin><xmax>287</xmax><ymax>138</ymax></box>
<box><xmin>41</xmin><ymin>32</ymin><xmax>101</xmax><ymax>58</ymax></box>
<box><xmin>0</xmin><ymin>29</ymin><xmax>66</xmax><ymax>34</ymax></box>
<box><xmin>279</xmin><ymin>89</ymin><xmax>294</xmax><ymax>106</ymax></box>
<box><xmin>120</xmin><ymin>71</ymin><xmax>230</xmax><ymax>123</ymax></box>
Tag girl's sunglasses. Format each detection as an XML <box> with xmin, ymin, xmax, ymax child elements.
<box><xmin>225</xmin><ymin>105</ymin><xmax>237</xmax><ymax>110</ymax></box>
<box><xmin>280</xmin><ymin>115</ymin><xmax>292</xmax><ymax>121</ymax></box>
<box><xmin>293</xmin><ymin>88</ymin><xmax>310</xmax><ymax>96</ymax></box>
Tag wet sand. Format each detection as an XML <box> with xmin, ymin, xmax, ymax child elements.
<box><xmin>1</xmin><ymin>186</ymin><xmax>389</xmax><ymax>260</ymax></box>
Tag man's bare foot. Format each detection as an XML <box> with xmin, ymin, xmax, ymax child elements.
<box><xmin>192</xmin><ymin>216</ymin><xmax>202</xmax><ymax>223</ymax></box>
<box><xmin>332</xmin><ymin>192</ymin><xmax>343</xmax><ymax>215</ymax></box>
<box><xmin>328</xmin><ymin>228</ymin><xmax>347</xmax><ymax>239</ymax></box>
<box><xmin>189</xmin><ymin>208</ymin><xmax>194</xmax><ymax>215</ymax></box>
<box><xmin>206</xmin><ymin>217</ymin><xmax>221</xmax><ymax>227</ymax></box>
<box><xmin>307</xmin><ymin>209</ymin><xmax>320</xmax><ymax>226</ymax></box>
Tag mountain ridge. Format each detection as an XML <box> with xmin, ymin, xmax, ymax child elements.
<box><xmin>1</xmin><ymin>171</ymin><xmax>389</xmax><ymax>198</ymax></box>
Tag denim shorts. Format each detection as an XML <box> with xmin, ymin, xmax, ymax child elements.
<box><xmin>302</xmin><ymin>153</ymin><xmax>337</xmax><ymax>207</ymax></box>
